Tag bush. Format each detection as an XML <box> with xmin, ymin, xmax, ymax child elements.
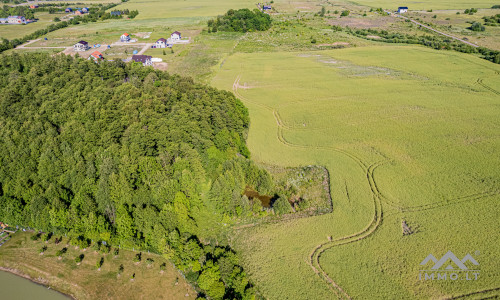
<box><xmin>208</xmin><ymin>8</ymin><xmax>272</xmax><ymax>32</ymax></box>
<box><xmin>470</xmin><ymin>22</ymin><xmax>485</xmax><ymax>31</ymax></box>
<box><xmin>146</xmin><ymin>258</ymin><xmax>154</xmax><ymax>265</ymax></box>
<box><xmin>133</xmin><ymin>253</ymin><xmax>142</xmax><ymax>263</ymax></box>
<box><xmin>75</xmin><ymin>254</ymin><xmax>84</xmax><ymax>263</ymax></box>
<box><xmin>31</xmin><ymin>233</ymin><xmax>40</xmax><ymax>241</ymax></box>
<box><xmin>96</xmin><ymin>257</ymin><xmax>104</xmax><ymax>269</ymax></box>
<box><xmin>340</xmin><ymin>10</ymin><xmax>350</xmax><ymax>17</ymax></box>
<box><xmin>39</xmin><ymin>246</ymin><xmax>47</xmax><ymax>253</ymax></box>
<box><xmin>55</xmin><ymin>247</ymin><xmax>67</xmax><ymax>257</ymax></box>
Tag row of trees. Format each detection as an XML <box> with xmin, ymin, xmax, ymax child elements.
<box><xmin>0</xmin><ymin>4</ymin><xmax>34</xmax><ymax>19</ymax></box>
<box><xmin>207</xmin><ymin>8</ymin><xmax>272</xmax><ymax>33</ymax></box>
<box><xmin>346</xmin><ymin>27</ymin><xmax>500</xmax><ymax>64</ymax></box>
<box><xmin>0</xmin><ymin>3</ymin><xmax>134</xmax><ymax>54</ymax></box>
<box><xmin>0</xmin><ymin>53</ymin><xmax>264</xmax><ymax>298</ymax></box>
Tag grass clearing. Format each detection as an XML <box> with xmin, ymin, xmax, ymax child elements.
<box><xmin>212</xmin><ymin>45</ymin><xmax>500</xmax><ymax>299</ymax></box>
<box><xmin>0</xmin><ymin>232</ymin><xmax>196</xmax><ymax>300</ymax></box>
<box><xmin>0</xmin><ymin>12</ymin><xmax>64</xmax><ymax>40</ymax></box>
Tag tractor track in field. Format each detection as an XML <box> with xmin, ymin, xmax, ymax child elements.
<box><xmin>445</xmin><ymin>287</ymin><xmax>500</xmax><ymax>299</ymax></box>
<box><xmin>477</xmin><ymin>78</ymin><xmax>500</xmax><ymax>96</ymax></box>
<box><xmin>232</xmin><ymin>75</ymin><xmax>499</xmax><ymax>299</ymax></box>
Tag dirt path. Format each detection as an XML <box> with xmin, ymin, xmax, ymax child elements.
<box><xmin>386</xmin><ymin>11</ymin><xmax>479</xmax><ymax>48</ymax></box>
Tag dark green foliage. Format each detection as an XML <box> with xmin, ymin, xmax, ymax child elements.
<box><xmin>133</xmin><ymin>253</ymin><xmax>142</xmax><ymax>263</ymax></box>
<box><xmin>493</xmin><ymin>5</ymin><xmax>500</xmax><ymax>9</ymax></box>
<box><xmin>146</xmin><ymin>258</ymin><xmax>154</xmax><ymax>265</ymax></box>
<box><xmin>113</xmin><ymin>248</ymin><xmax>119</xmax><ymax>256</ymax></box>
<box><xmin>272</xmin><ymin>194</ymin><xmax>292</xmax><ymax>215</ymax></box>
<box><xmin>31</xmin><ymin>233</ymin><xmax>41</xmax><ymax>241</ymax></box>
<box><xmin>0</xmin><ymin>53</ymin><xmax>259</xmax><ymax>298</ymax></box>
<box><xmin>118</xmin><ymin>264</ymin><xmax>124</xmax><ymax>274</ymax></box>
<box><xmin>96</xmin><ymin>257</ymin><xmax>104</xmax><ymax>269</ymax></box>
<box><xmin>75</xmin><ymin>254</ymin><xmax>84</xmax><ymax>263</ymax></box>
<box><xmin>469</xmin><ymin>21</ymin><xmax>485</xmax><ymax>31</ymax></box>
<box><xmin>340</xmin><ymin>10</ymin><xmax>350</xmax><ymax>17</ymax></box>
<box><xmin>464</xmin><ymin>8</ymin><xmax>478</xmax><ymax>15</ymax></box>
<box><xmin>41</xmin><ymin>232</ymin><xmax>52</xmax><ymax>242</ymax></box>
<box><xmin>39</xmin><ymin>245</ymin><xmax>47</xmax><ymax>253</ymax></box>
<box><xmin>319</xmin><ymin>6</ymin><xmax>325</xmax><ymax>17</ymax></box>
<box><xmin>208</xmin><ymin>8</ymin><xmax>272</xmax><ymax>33</ymax></box>
<box><xmin>483</xmin><ymin>14</ymin><xmax>500</xmax><ymax>26</ymax></box>
<box><xmin>56</xmin><ymin>247</ymin><xmax>67</xmax><ymax>257</ymax></box>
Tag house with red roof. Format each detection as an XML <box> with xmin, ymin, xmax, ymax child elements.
<box><xmin>121</xmin><ymin>32</ymin><xmax>131</xmax><ymax>42</ymax></box>
<box><xmin>88</xmin><ymin>51</ymin><xmax>104</xmax><ymax>63</ymax></box>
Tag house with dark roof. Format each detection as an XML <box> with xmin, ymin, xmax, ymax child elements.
<box><xmin>111</xmin><ymin>11</ymin><xmax>121</xmax><ymax>16</ymax></box>
<box><xmin>75</xmin><ymin>10</ymin><xmax>84</xmax><ymax>15</ymax></box>
<box><xmin>263</xmin><ymin>5</ymin><xmax>272</xmax><ymax>10</ymax></box>
<box><xmin>74</xmin><ymin>40</ymin><xmax>90</xmax><ymax>51</ymax></box>
<box><xmin>121</xmin><ymin>32</ymin><xmax>131</xmax><ymax>42</ymax></box>
<box><xmin>65</xmin><ymin>8</ymin><xmax>73</xmax><ymax>13</ymax></box>
<box><xmin>132</xmin><ymin>55</ymin><xmax>153</xmax><ymax>66</ymax></box>
<box><xmin>155</xmin><ymin>38</ymin><xmax>168</xmax><ymax>48</ymax></box>
<box><xmin>170</xmin><ymin>31</ymin><xmax>181</xmax><ymax>41</ymax></box>
<box><xmin>397</xmin><ymin>6</ymin><xmax>408</xmax><ymax>13</ymax></box>
<box><xmin>89</xmin><ymin>51</ymin><xmax>104</xmax><ymax>63</ymax></box>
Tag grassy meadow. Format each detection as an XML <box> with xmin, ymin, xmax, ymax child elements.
<box><xmin>212</xmin><ymin>45</ymin><xmax>500</xmax><ymax>299</ymax></box>
<box><xmin>346</xmin><ymin>0</ymin><xmax>498</xmax><ymax>10</ymax></box>
<box><xmin>0</xmin><ymin>232</ymin><xmax>195</xmax><ymax>300</ymax></box>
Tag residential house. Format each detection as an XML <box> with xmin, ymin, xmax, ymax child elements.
<box><xmin>29</xmin><ymin>4</ymin><xmax>39</xmax><ymax>9</ymax></box>
<box><xmin>397</xmin><ymin>6</ymin><xmax>408</xmax><ymax>13</ymax></box>
<box><xmin>132</xmin><ymin>55</ymin><xmax>153</xmax><ymax>66</ymax></box>
<box><xmin>65</xmin><ymin>8</ymin><xmax>73</xmax><ymax>13</ymax></box>
<box><xmin>89</xmin><ymin>51</ymin><xmax>104</xmax><ymax>63</ymax></box>
<box><xmin>155</xmin><ymin>38</ymin><xmax>167</xmax><ymax>48</ymax></box>
<box><xmin>7</xmin><ymin>16</ymin><xmax>27</xmax><ymax>24</ymax></box>
<box><xmin>74</xmin><ymin>40</ymin><xmax>90</xmax><ymax>51</ymax></box>
<box><xmin>75</xmin><ymin>10</ymin><xmax>84</xmax><ymax>15</ymax></box>
<box><xmin>263</xmin><ymin>5</ymin><xmax>272</xmax><ymax>10</ymax></box>
<box><xmin>82</xmin><ymin>7</ymin><xmax>89</xmax><ymax>13</ymax></box>
<box><xmin>170</xmin><ymin>31</ymin><xmax>181</xmax><ymax>41</ymax></box>
<box><xmin>0</xmin><ymin>18</ymin><xmax>7</xmax><ymax>24</ymax></box>
<box><xmin>121</xmin><ymin>32</ymin><xmax>131</xmax><ymax>42</ymax></box>
<box><xmin>110</xmin><ymin>11</ymin><xmax>121</xmax><ymax>16</ymax></box>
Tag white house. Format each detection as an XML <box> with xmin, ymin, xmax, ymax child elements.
<box><xmin>155</xmin><ymin>38</ymin><xmax>167</xmax><ymax>48</ymax></box>
<box><xmin>170</xmin><ymin>31</ymin><xmax>181</xmax><ymax>41</ymax></box>
<box><xmin>0</xmin><ymin>18</ymin><xmax>7</xmax><ymax>24</ymax></box>
<box><xmin>120</xmin><ymin>32</ymin><xmax>131</xmax><ymax>42</ymax></box>
<box><xmin>397</xmin><ymin>6</ymin><xmax>408</xmax><ymax>13</ymax></box>
<box><xmin>7</xmin><ymin>16</ymin><xmax>27</xmax><ymax>24</ymax></box>
<box><xmin>74</xmin><ymin>40</ymin><xmax>90</xmax><ymax>51</ymax></box>
<box><xmin>88</xmin><ymin>51</ymin><xmax>104</xmax><ymax>63</ymax></box>
<box><xmin>132</xmin><ymin>55</ymin><xmax>153</xmax><ymax>66</ymax></box>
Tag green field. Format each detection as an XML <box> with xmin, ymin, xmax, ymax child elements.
<box><xmin>0</xmin><ymin>12</ymin><xmax>64</xmax><ymax>40</ymax></box>
<box><xmin>212</xmin><ymin>45</ymin><xmax>500</xmax><ymax>299</ymax></box>
<box><xmin>346</xmin><ymin>0</ymin><xmax>498</xmax><ymax>10</ymax></box>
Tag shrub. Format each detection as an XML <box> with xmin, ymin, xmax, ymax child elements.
<box><xmin>75</xmin><ymin>254</ymin><xmax>84</xmax><ymax>263</ymax></box>
<box><xmin>56</xmin><ymin>247</ymin><xmax>67</xmax><ymax>257</ymax></box>
<box><xmin>470</xmin><ymin>22</ymin><xmax>485</xmax><ymax>31</ymax></box>
<box><xmin>146</xmin><ymin>258</ymin><xmax>154</xmax><ymax>265</ymax></box>
<box><xmin>39</xmin><ymin>246</ymin><xmax>47</xmax><ymax>253</ymax></box>
<box><xmin>96</xmin><ymin>257</ymin><xmax>104</xmax><ymax>269</ymax></box>
<box><xmin>133</xmin><ymin>253</ymin><xmax>142</xmax><ymax>263</ymax></box>
<box><xmin>340</xmin><ymin>10</ymin><xmax>350</xmax><ymax>17</ymax></box>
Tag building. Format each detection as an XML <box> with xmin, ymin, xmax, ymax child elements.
<box><xmin>65</xmin><ymin>8</ymin><xmax>73</xmax><ymax>13</ymax></box>
<box><xmin>155</xmin><ymin>38</ymin><xmax>167</xmax><ymax>48</ymax></box>
<box><xmin>0</xmin><ymin>18</ymin><xmax>7</xmax><ymax>24</ymax></box>
<box><xmin>397</xmin><ymin>7</ymin><xmax>408</xmax><ymax>13</ymax></box>
<box><xmin>29</xmin><ymin>4</ymin><xmax>39</xmax><ymax>9</ymax></box>
<box><xmin>74</xmin><ymin>40</ymin><xmax>90</xmax><ymax>51</ymax></box>
<box><xmin>7</xmin><ymin>16</ymin><xmax>27</xmax><ymax>24</ymax></box>
<box><xmin>82</xmin><ymin>7</ymin><xmax>89</xmax><ymax>13</ymax></box>
<box><xmin>132</xmin><ymin>55</ymin><xmax>153</xmax><ymax>66</ymax></box>
<box><xmin>75</xmin><ymin>10</ymin><xmax>84</xmax><ymax>15</ymax></box>
<box><xmin>110</xmin><ymin>11</ymin><xmax>121</xmax><ymax>16</ymax></box>
<box><xmin>263</xmin><ymin>5</ymin><xmax>272</xmax><ymax>10</ymax></box>
<box><xmin>170</xmin><ymin>31</ymin><xmax>181</xmax><ymax>41</ymax></box>
<box><xmin>121</xmin><ymin>32</ymin><xmax>131</xmax><ymax>42</ymax></box>
<box><xmin>89</xmin><ymin>51</ymin><xmax>104</xmax><ymax>62</ymax></box>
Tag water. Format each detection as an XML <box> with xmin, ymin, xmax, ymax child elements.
<box><xmin>0</xmin><ymin>270</ymin><xmax>70</xmax><ymax>300</ymax></box>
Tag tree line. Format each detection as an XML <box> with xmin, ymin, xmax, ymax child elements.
<box><xmin>207</xmin><ymin>8</ymin><xmax>272</xmax><ymax>33</ymax></box>
<box><xmin>0</xmin><ymin>53</ymin><xmax>270</xmax><ymax>299</ymax></box>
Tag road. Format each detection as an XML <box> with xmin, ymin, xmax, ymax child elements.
<box><xmin>386</xmin><ymin>11</ymin><xmax>479</xmax><ymax>48</ymax></box>
<box><xmin>15</xmin><ymin>38</ymin><xmax>67</xmax><ymax>49</ymax></box>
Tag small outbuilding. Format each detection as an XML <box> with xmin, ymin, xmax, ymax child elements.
<box><xmin>397</xmin><ymin>7</ymin><xmax>408</xmax><ymax>13</ymax></box>
<box><xmin>111</xmin><ymin>11</ymin><xmax>121</xmax><ymax>16</ymax></box>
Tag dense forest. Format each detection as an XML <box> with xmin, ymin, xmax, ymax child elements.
<box><xmin>207</xmin><ymin>9</ymin><xmax>272</xmax><ymax>33</ymax></box>
<box><xmin>0</xmin><ymin>53</ymin><xmax>279</xmax><ymax>298</ymax></box>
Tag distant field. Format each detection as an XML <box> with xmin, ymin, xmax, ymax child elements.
<box><xmin>113</xmin><ymin>0</ymin><xmax>256</xmax><ymax>20</ymax></box>
<box><xmin>0</xmin><ymin>12</ymin><xmax>65</xmax><ymax>40</ymax></box>
<box><xmin>212</xmin><ymin>45</ymin><xmax>500</xmax><ymax>299</ymax></box>
<box><xmin>347</xmin><ymin>0</ymin><xmax>498</xmax><ymax>10</ymax></box>
<box><xmin>0</xmin><ymin>232</ymin><xmax>195</xmax><ymax>300</ymax></box>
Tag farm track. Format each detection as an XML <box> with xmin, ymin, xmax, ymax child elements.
<box><xmin>445</xmin><ymin>287</ymin><xmax>500</xmax><ymax>299</ymax></box>
<box><xmin>232</xmin><ymin>75</ymin><xmax>500</xmax><ymax>299</ymax></box>
<box><xmin>477</xmin><ymin>78</ymin><xmax>500</xmax><ymax>96</ymax></box>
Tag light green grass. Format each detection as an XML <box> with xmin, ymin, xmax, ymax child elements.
<box><xmin>212</xmin><ymin>45</ymin><xmax>500</xmax><ymax>299</ymax></box>
<box><xmin>0</xmin><ymin>12</ymin><xmax>64</xmax><ymax>40</ymax></box>
<box><xmin>346</xmin><ymin>0</ymin><xmax>498</xmax><ymax>10</ymax></box>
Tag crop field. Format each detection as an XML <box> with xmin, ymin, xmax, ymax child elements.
<box><xmin>0</xmin><ymin>232</ymin><xmax>195</xmax><ymax>300</ymax></box>
<box><xmin>212</xmin><ymin>45</ymin><xmax>500</xmax><ymax>299</ymax></box>
<box><xmin>0</xmin><ymin>12</ymin><xmax>64</xmax><ymax>40</ymax></box>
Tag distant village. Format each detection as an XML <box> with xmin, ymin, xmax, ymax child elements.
<box><xmin>0</xmin><ymin>6</ymin><xmax>90</xmax><ymax>25</ymax></box>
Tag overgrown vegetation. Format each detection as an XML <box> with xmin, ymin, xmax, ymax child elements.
<box><xmin>483</xmin><ymin>14</ymin><xmax>500</xmax><ymax>26</ymax></box>
<box><xmin>207</xmin><ymin>8</ymin><xmax>272</xmax><ymax>33</ymax></box>
<box><xmin>345</xmin><ymin>27</ymin><xmax>500</xmax><ymax>64</ymax></box>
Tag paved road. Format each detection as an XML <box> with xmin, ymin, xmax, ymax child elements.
<box><xmin>386</xmin><ymin>11</ymin><xmax>479</xmax><ymax>48</ymax></box>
